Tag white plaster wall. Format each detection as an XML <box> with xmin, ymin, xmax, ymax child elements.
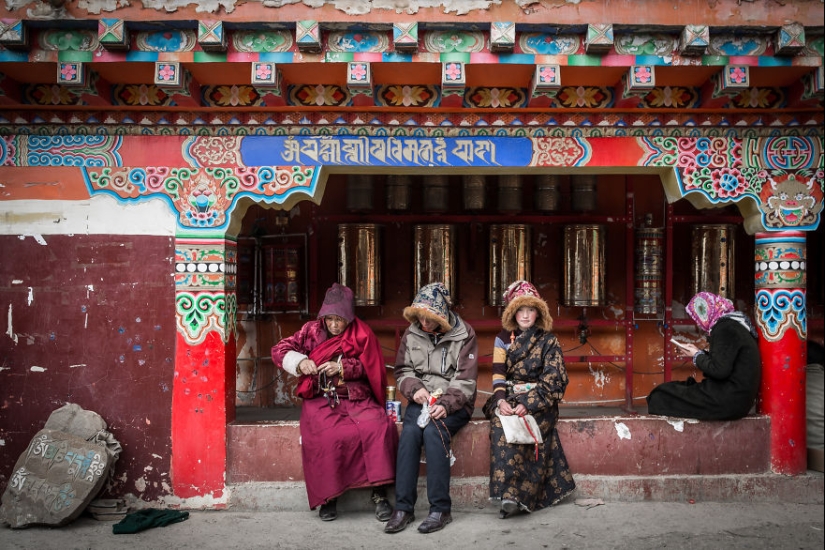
<box><xmin>0</xmin><ymin>195</ymin><xmax>177</xmax><ymax>237</ymax></box>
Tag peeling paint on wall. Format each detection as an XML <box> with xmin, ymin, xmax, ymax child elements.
<box><xmin>30</xmin><ymin>366</ymin><xmax>45</xmax><ymax>372</ymax></box>
<box><xmin>614</xmin><ymin>421</ymin><xmax>631</xmax><ymax>440</ymax></box>
<box><xmin>6</xmin><ymin>304</ymin><xmax>16</xmax><ymax>345</ymax></box>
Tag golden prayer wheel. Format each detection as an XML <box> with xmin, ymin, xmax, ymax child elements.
<box><xmin>534</xmin><ymin>174</ymin><xmax>561</xmax><ymax>212</ymax></box>
<box><xmin>462</xmin><ymin>175</ymin><xmax>486</xmax><ymax>211</ymax></box>
<box><xmin>570</xmin><ymin>174</ymin><xmax>597</xmax><ymax>212</ymax></box>
<box><xmin>497</xmin><ymin>174</ymin><xmax>523</xmax><ymax>213</ymax></box>
<box><xmin>489</xmin><ymin>224</ymin><xmax>531</xmax><ymax>306</ymax></box>
<box><xmin>691</xmin><ymin>224</ymin><xmax>736</xmax><ymax>300</ymax></box>
<box><xmin>634</xmin><ymin>227</ymin><xmax>665</xmax><ymax>317</ymax></box>
<box><xmin>338</xmin><ymin>224</ymin><xmax>381</xmax><ymax>306</ymax></box>
<box><xmin>385</xmin><ymin>174</ymin><xmax>412</xmax><ymax>211</ymax></box>
<box><xmin>422</xmin><ymin>174</ymin><xmax>449</xmax><ymax>212</ymax></box>
<box><xmin>563</xmin><ymin>224</ymin><xmax>606</xmax><ymax>307</ymax></box>
<box><xmin>346</xmin><ymin>174</ymin><xmax>374</xmax><ymax>212</ymax></box>
<box><xmin>413</xmin><ymin>225</ymin><xmax>456</xmax><ymax>299</ymax></box>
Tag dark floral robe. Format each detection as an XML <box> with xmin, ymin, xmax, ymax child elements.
<box><xmin>485</xmin><ymin>326</ymin><xmax>576</xmax><ymax>512</ymax></box>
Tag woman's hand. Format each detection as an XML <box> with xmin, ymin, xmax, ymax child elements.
<box><xmin>298</xmin><ymin>358</ymin><xmax>318</xmax><ymax>375</ymax></box>
<box><xmin>513</xmin><ymin>404</ymin><xmax>528</xmax><ymax>417</ymax></box>
<box><xmin>413</xmin><ymin>387</ymin><xmax>430</xmax><ymax>405</ymax></box>
<box><xmin>318</xmin><ymin>360</ymin><xmax>339</xmax><ymax>376</ymax></box>
<box><xmin>498</xmin><ymin>399</ymin><xmax>515</xmax><ymax>416</ymax></box>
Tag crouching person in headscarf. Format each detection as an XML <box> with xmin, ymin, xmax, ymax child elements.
<box><xmin>384</xmin><ymin>282</ymin><xmax>478</xmax><ymax>535</ymax></box>
<box><xmin>272</xmin><ymin>283</ymin><xmax>397</xmax><ymax>522</ymax></box>
<box><xmin>647</xmin><ymin>291</ymin><xmax>761</xmax><ymax>420</ymax></box>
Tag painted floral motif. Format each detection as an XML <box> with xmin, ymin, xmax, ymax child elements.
<box><xmin>25</xmin><ymin>84</ymin><xmax>77</xmax><ymax>106</ymax></box>
<box><xmin>136</xmin><ymin>30</ymin><xmax>197</xmax><ymax>52</ymax></box>
<box><xmin>327</xmin><ymin>31</ymin><xmax>388</xmax><ymax>52</ymax></box>
<box><xmin>204</xmin><ymin>85</ymin><xmax>263</xmax><ymax>107</ymax></box>
<box><xmin>614</xmin><ymin>33</ymin><xmax>675</xmax><ymax>56</ymax></box>
<box><xmin>376</xmin><ymin>84</ymin><xmax>438</xmax><ymax>107</ymax></box>
<box><xmin>642</xmin><ymin>87</ymin><xmax>699</xmax><ymax>108</ymax></box>
<box><xmin>38</xmin><ymin>29</ymin><xmax>98</xmax><ymax>51</ymax></box>
<box><xmin>185</xmin><ymin>137</ymin><xmax>245</xmax><ymax>168</ymax></box>
<box><xmin>466</xmin><ymin>87</ymin><xmax>527</xmax><ymax>108</ymax></box>
<box><xmin>175</xmin><ymin>291</ymin><xmax>233</xmax><ymax>346</ymax></box>
<box><xmin>708</xmin><ymin>35</ymin><xmax>767</xmax><ymax>56</ymax></box>
<box><xmin>114</xmin><ymin>84</ymin><xmax>170</xmax><ymax>106</ymax></box>
<box><xmin>530</xmin><ymin>137</ymin><xmax>591</xmax><ymax>167</ymax></box>
<box><xmin>556</xmin><ymin>86</ymin><xmax>613</xmax><ymax>108</ymax></box>
<box><xmin>232</xmin><ymin>30</ymin><xmax>292</xmax><ymax>53</ymax></box>
<box><xmin>518</xmin><ymin>34</ymin><xmax>580</xmax><ymax>55</ymax></box>
<box><xmin>289</xmin><ymin>84</ymin><xmax>350</xmax><ymax>107</ymax></box>
<box><xmin>731</xmin><ymin>88</ymin><xmax>784</xmax><ymax>109</ymax></box>
<box><xmin>423</xmin><ymin>30</ymin><xmax>485</xmax><ymax>52</ymax></box>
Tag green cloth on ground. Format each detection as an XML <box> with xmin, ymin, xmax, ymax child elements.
<box><xmin>112</xmin><ymin>509</ymin><xmax>190</xmax><ymax>534</ymax></box>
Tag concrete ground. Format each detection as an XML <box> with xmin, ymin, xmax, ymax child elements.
<box><xmin>1</xmin><ymin>499</ymin><xmax>823</xmax><ymax>550</ymax></box>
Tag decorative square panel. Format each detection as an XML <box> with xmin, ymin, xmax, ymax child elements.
<box><xmin>721</xmin><ymin>65</ymin><xmax>749</xmax><ymax>90</ymax></box>
<box><xmin>347</xmin><ymin>62</ymin><xmax>372</xmax><ymax>93</ymax></box>
<box><xmin>678</xmin><ymin>25</ymin><xmax>708</xmax><ymax>56</ymax></box>
<box><xmin>626</xmin><ymin>65</ymin><xmax>656</xmax><ymax>92</ymax></box>
<box><xmin>491</xmin><ymin>22</ymin><xmax>515</xmax><ymax>52</ymax></box>
<box><xmin>251</xmin><ymin>62</ymin><xmax>280</xmax><ymax>87</ymax></box>
<box><xmin>442</xmin><ymin>61</ymin><xmax>466</xmax><ymax>91</ymax></box>
<box><xmin>98</xmin><ymin>18</ymin><xmax>129</xmax><ymax>50</ymax></box>
<box><xmin>585</xmin><ymin>24</ymin><xmax>613</xmax><ymax>54</ymax></box>
<box><xmin>775</xmin><ymin>23</ymin><xmax>805</xmax><ymax>56</ymax></box>
<box><xmin>0</xmin><ymin>19</ymin><xmax>29</xmax><ymax>50</ymax></box>
<box><xmin>394</xmin><ymin>22</ymin><xmax>418</xmax><ymax>52</ymax></box>
<box><xmin>155</xmin><ymin>62</ymin><xmax>182</xmax><ymax>87</ymax></box>
<box><xmin>296</xmin><ymin>20</ymin><xmax>321</xmax><ymax>52</ymax></box>
<box><xmin>199</xmin><ymin>20</ymin><xmax>226</xmax><ymax>52</ymax></box>
<box><xmin>58</xmin><ymin>61</ymin><xmax>86</xmax><ymax>86</ymax></box>
<box><xmin>530</xmin><ymin>64</ymin><xmax>561</xmax><ymax>96</ymax></box>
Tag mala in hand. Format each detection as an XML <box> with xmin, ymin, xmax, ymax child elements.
<box><xmin>319</xmin><ymin>372</ymin><xmax>340</xmax><ymax>408</ymax></box>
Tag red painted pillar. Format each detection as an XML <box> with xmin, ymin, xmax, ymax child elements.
<box><xmin>171</xmin><ymin>238</ymin><xmax>238</xmax><ymax>501</ymax></box>
<box><xmin>754</xmin><ymin>231</ymin><xmax>807</xmax><ymax>474</ymax></box>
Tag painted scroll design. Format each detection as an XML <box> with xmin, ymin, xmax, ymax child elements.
<box><xmin>6</xmin><ymin>135</ymin><xmax>124</xmax><ymax>167</ymax></box>
<box><xmin>754</xmin><ymin>289</ymin><xmax>806</xmax><ymax>342</ymax></box>
<box><xmin>82</xmin><ymin>165</ymin><xmax>317</xmax><ymax>231</ymax></box>
<box><xmin>529</xmin><ymin>137</ymin><xmax>591</xmax><ymax>167</ymax></box>
<box><xmin>639</xmin><ymin>136</ymin><xmax>824</xmax><ymax>230</ymax></box>
<box><xmin>175</xmin><ymin>291</ymin><xmax>237</xmax><ymax>345</ymax></box>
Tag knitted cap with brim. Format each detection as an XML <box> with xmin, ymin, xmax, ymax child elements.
<box><xmin>403</xmin><ymin>282</ymin><xmax>453</xmax><ymax>333</ymax></box>
<box><xmin>501</xmin><ymin>280</ymin><xmax>553</xmax><ymax>332</ymax></box>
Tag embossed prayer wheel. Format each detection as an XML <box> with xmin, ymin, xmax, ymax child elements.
<box><xmin>422</xmin><ymin>174</ymin><xmax>449</xmax><ymax>212</ymax></box>
<box><xmin>634</xmin><ymin>227</ymin><xmax>665</xmax><ymax>317</ymax></box>
<box><xmin>570</xmin><ymin>174</ymin><xmax>597</xmax><ymax>212</ymax></box>
<box><xmin>338</xmin><ymin>224</ymin><xmax>381</xmax><ymax>306</ymax></box>
<box><xmin>489</xmin><ymin>224</ymin><xmax>531</xmax><ymax>306</ymax></box>
<box><xmin>346</xmin><ymin>174</ymin><xmax>374</xmax><ymax>212</ymax></box>
<box><xmin>413</xmin><ymin>225</ymin><xmax>456</xmax><ymax>299</ymax></box>
<box><xmin>497</xmin><ymin>174</ymin><xmax>523</xmax><ymax>213</ymax></box>
<box><xmin>462</xmin><ymin>175</ymin><xmax>486</xmax><ymax>210</ymax></box>
<box><xmin>563</xmin><ymin>224</ymin><xmax>606</xmax><ymax>307</ymax></box>
<box><xmin>534</xmin><ymin>174</ymin><xmax>561</xmax><ymax>212</ymax></box>
<box><xmin>691</xmin><ymin>224</ymin><xmax>736</xmax><ymax>300</ymax></box>
<box><xmin>385</xmin><ymin>174</ymin><xmax>412</xmax><ymax>211</ymax></box>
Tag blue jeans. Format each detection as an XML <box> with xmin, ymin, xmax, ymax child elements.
<box><xmin>393</xmin><ymin>402</ymin><xmax>471</xmax><ymax>514</ymax></box>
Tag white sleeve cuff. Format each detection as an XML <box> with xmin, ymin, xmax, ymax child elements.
<box><xmin>283</xmin><ymin>351</ymin><xmax>307</xmax><ymax>376</ymax></box>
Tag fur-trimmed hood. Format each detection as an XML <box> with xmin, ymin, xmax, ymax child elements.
<box><xmin>501</xmin><ymin>280</ymin><xmax>553</xmax><ymax>332</ymax></box>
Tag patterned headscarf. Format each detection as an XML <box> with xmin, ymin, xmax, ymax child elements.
<box><xmin>403</xmin><ymin>282</ymin><xmax>453</xmax><ymax>333</ymax></box>
<box><xmin>686</xmin><ymin>291</ymin><xmax>734</xmax><ymax>333</ymax></box>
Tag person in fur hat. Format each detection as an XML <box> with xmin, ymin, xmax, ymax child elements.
<box><xmin>484</xmin><ymin>280</ymin><xmax>575</xmax><ymax>519</ymax></box>
<box><xmin>384</xmin><ymin>282</ymin><xmax>478</xmax><ymax>535</ymax></box>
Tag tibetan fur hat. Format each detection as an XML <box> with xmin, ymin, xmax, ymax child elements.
<box><xmin>501</xmin><ymin>280</ymin><xmax>553</xmax><ymax>332</ymax></box>
<box><xmin>403</xmin><ymin>282</ymin><xmax>453</xmax><ymax>333</ymax></box>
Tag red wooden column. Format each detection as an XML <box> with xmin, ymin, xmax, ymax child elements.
<box><xmin>754</xmin><ymin>231</ymin><xmax>807</xmax><ymax>475</ymax></box>
<box><xmin>171</xmin><ymin>238</ymin><xmax>238</xmax><ymax>501</ymax></box>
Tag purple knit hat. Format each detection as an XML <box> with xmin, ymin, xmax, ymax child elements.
<box><xmin>318</xmin><ymin>283</ymin><xmax>355</xmax><ymax>323</ymax></box>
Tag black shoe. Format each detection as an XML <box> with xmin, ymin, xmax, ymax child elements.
<box><xmin>417</xmin><ymin>511</ymin><xmax>452</xmax><ymax>534</ymax></box>
<box><xmin>319</xmin><ymin>499</ymin><xmax>337</xmax><ymax>521</ymax></box>
<box><xmin>374</xmin><ymin>497</ymin><xmax>393</xmax><ymax>522</ymax></box>
<box><xmin>384</xmin><ymin>510</ymin><xmax>415</xmax><ymax>533</ymax></box>
<box><xmin>499</xmin><ymin>499</ymin><xmax>519</xmax><ymax>519</ymax></box>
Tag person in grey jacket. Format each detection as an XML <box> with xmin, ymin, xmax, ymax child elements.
<box><xmin>384</xmin><ymin>282</ymin><xmax>478</xmax><ymax>535</ymax></box>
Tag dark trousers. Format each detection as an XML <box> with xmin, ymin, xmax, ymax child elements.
<box><xmin>393</xmin><ymin>402</ymin><xmax>471</xmax><ymax>514</ymax></box>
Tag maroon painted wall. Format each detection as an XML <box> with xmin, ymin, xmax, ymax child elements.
<box><xmin>0</xmin><ymin>234</ymin><xmax>177</xmax><ymax>502</ymax></box>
